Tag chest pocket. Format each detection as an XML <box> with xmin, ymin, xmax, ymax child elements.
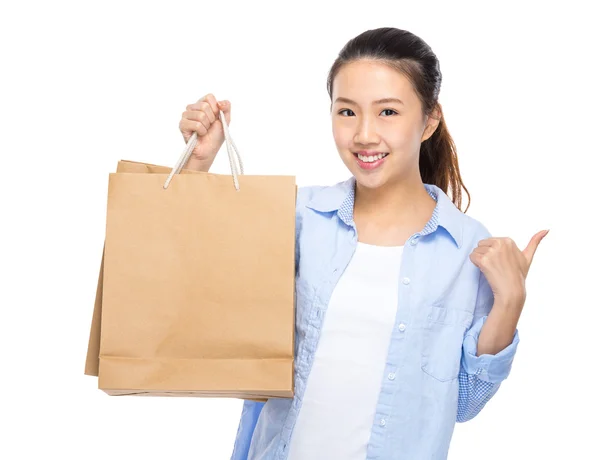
<box><xmin>421</xmin><ymin>305</ymin><xmax>474</xmax><ymax>382</ymax></box>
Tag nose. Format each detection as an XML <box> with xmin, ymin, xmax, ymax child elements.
<box><xmin>353</xmin><ymin>116</ymin><xmax>379</xmax><ymax>145</ymax></box>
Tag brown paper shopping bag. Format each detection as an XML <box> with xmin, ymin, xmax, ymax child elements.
<box><xmin>84</xmin><ymin>111</ymin><xmax>295</xmax><ymax>402</ymax></box>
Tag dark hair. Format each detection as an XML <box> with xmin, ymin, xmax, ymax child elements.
<box><xmin>326</xmin><ymin>27</ymin><xmax>471</xmax><ymax>213</ymax></box>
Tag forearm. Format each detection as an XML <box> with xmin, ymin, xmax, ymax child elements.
<box><xmin>477</xmin><ymin>299</ymin><xmax>522</xmax><ymax>356</ymax></box>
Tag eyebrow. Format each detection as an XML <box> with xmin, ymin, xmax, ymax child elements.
<box><xmin>333</xmin><ymin>97</ymin><xmax>404</xmax><ymax>106</ymax></box>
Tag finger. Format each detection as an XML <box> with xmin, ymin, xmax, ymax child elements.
<box><xmin>522</xmin><ymin>229</ymin><xmax>549</xmax><ymax>266</ymax></box>
<box><xmin>186</xmin><ymin>101</ymin><xmax>216</xmax><ymax>126</ymax></box>
<box><xmin>181</xmin><ymin>110</ymin><xmax>210</xmax><ymax>136</ymax></box>
<box><xmin>187</xmin><ymin>94</ymin><xmax>218</xmax><ymax>120</ymax></box>
<box><xmin>477</xmin><ymin>238</ymin><xmax>498</xmax><ymax>247</ymax></box>
<box><xmin>200</xmin><ymin>101</ymin><xmax>216</xmax><ymax>125</ymax></box>
<box><xmin>201</xmin><ymin>93</ymin><xmax>219</xmax><ymax>122</ymax></box>
<box><xmin>180</xmin><ymin>117</ymin><xmax>208</xmax><ymax>137</ymax></box>
<box><xmin>218</xmin><ymin>100</ymin><xmax>231</xmax><ymax>125</ymax></box>
<box><xmin>469</xmin><ymin>251</ymin><xmax>484</xmax><ymax>268</ymax></box>
<box><xmin>191</xmin><ymin>94</ymin><xmax>219</xmax><ymax>120</ymax></box>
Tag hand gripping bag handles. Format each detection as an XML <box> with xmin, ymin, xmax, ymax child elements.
<box><xmin>84</xmin><ymin>110</ymin><xmax>295</xmax><ymax>401</ymax></box>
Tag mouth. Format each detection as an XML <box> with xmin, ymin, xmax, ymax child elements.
<box><xmin>352</xmin><ymin>151</ymin><xmax>389</xmax><ymax>170</ymax></box>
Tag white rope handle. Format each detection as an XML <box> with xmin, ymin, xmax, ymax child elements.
<box><xmin>163</xmin><ymin>109</ymin><xmax>244</xmax><ymax>190</ymax></box>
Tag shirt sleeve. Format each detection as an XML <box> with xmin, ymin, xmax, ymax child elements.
<box><xmin>456</xmin><ymin>251</ymin><xmax>521</xmax><ymax>423</ymax></box>
<box><xmin>462</xmin><ymin>314</ymin><xmax>520</xmax><ymax>382</ymax></box>
<box><xmin>230</xmin><ymin>399</ymin><xmax>266</xmax><ymax>460</ymax></box>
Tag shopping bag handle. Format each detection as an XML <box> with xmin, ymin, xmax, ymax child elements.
<box><xmin>163</xmin><ymin>109</ymin><xmax>244</xmax><ymax>191</ymax></box>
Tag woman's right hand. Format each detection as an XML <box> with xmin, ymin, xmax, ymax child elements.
<box><xmin>179</xmin><ymin>93</ymin><xmax>231</xmax><ymax>167</ymax></box>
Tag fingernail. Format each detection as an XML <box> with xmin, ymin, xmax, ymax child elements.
<box><xmin>543</xmin><ymin>229</ymin><xmax>550</xmax><ymax>237</ymax></box>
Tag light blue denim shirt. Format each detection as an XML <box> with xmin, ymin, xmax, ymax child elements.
<box><xmin>231</xmin><ymin>176</ymin><xmax>520</xmax><ymax>460</ymax></box>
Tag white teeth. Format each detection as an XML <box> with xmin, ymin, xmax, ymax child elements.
<box><xmin>357</xmin><ymin>153</ymin><xmax>387</xmax><ymax>162</ymax></box>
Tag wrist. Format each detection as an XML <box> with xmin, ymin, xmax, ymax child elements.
<box><xmin>183</xmin><ymin>156</ymin><xmax>212</xmax><ymax>172</ymax></box>
<box><xmin>494</xmin><ymin>292</ymin><xmax>525</xmax><ymax>311</ymax></box>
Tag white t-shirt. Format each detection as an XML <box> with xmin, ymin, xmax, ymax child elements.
<box><xmin>287</xmin><ymin>241</ymin><xmax>405</xmax><ymax>460</ymax></box>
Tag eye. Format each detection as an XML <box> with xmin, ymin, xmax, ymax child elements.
<box><xmin>381</xmin><ymin>109</ymin><xmax>398</xmax><ymax>116</ymax></box>
<box><xmin>337</xmin><ymin>108</ymin><xmax>398</xmax><ymax>117</ymax></box>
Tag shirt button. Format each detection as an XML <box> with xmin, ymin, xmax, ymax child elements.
<box><xmin>402</xmin><ymin>277</ymin><xmax>410</xmax><ymax>285</ymax></box>
<box><xmin>380</xmin><ymin>419</ymin><xmax>386</xmax><ymax>426</ymax></box>
<box><xmin>410</xmin><ymin>237</ymin><xmax>418</xmax><ymax>245</ymax></box>
<box><xmin>388</xmin><ymin>372</ymin><xmax>396</xmax><ymax>380</ymax></box>
<box><xmin>398</xmin><ymin>323</ymin><xmax>406</xmax><ymax>332</ymax></box>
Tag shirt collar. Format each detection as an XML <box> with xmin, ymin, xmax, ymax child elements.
<box><xmin>305</xmin><ymin>176</ymin><xmax>464</xmax><ymax>248</ymax></box>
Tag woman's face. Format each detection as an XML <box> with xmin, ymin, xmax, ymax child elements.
<box><xmin>331</xmin><ymin>60</ymin><xmax>438</xmax><ymax>190</ymax></box>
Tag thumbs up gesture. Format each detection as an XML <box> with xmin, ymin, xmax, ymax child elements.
<box><xmin>469</xmin><ymin>229</ymin><xmax>549</xmax><ymax>309</ymax></box>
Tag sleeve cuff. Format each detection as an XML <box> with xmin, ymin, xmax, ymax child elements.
<box><xmin>462</xmin><ymin>315</ymin><xmax>520</xmax><ymax>383</ymax></box>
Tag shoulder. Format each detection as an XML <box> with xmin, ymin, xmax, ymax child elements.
<box><xmin>295</xmin><ymin>184</ymin><xmax>329</xmax><ymax>218</ymax></box>
<box><xmin>296</xmin><ymin>184</ymin><xmax>328</xmax><ymax>206</ymax></box>
<box><xmin>460</xmin><ymin>212</ymin><xmax>493</xmax><ymax>248</ymax></box>
<box><xmin>296</xmin><ymin>177</ymin><xmax>354</xmax><ymax>212</ymax></box>
<box><xmin>294</xmin><ymin>185</ymin><xmax>327</xmax><ymax>231</ymax></box>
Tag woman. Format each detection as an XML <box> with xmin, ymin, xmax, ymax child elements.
<box><xmin>179</xmin><ymin>27</ymin><xmax>547</xmax><ymax>460</ymax></box>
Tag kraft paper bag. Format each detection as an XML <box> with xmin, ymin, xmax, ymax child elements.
<box><xmin>84</xmin><ymin>113</ymin><xmax>294</xmax><ymax>402</ymax></box>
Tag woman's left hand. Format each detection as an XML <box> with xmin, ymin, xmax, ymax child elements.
<box><xmin>469</xmin><ymin>229</ymin><xmax>549</xmax><ymax>309</ymax></box>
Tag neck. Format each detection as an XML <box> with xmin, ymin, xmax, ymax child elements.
<box><xmin>353</xmin><ymin>176</ymin><xmax>435</xmax><ymax>226</ymax></box>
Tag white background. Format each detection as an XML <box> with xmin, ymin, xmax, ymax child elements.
<box><xmin>1</xmin><ymin>1</ymin><xmax>598</xmax><ymax>459</ymax></box>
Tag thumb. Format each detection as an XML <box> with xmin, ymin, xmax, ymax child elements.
<box><xmin>522</xmin><ymin>229</ymin><xmax>549</xmax><ymax>271</ymax></box>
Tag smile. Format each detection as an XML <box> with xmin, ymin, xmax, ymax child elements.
<box><xmin>353</xmin><ymin>152</ymin><xmax>389</xmax><ymax>170</ymax></box>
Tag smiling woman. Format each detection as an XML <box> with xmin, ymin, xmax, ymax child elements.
<box><xmin>219</xmin><ymin>27</ymin><xmax>523</xmax><ymax>460</ymax></box>
<box><xmin>328</xmin><ymin>38</ymin><xmax>470</xmax><ymax>222</ymax></box>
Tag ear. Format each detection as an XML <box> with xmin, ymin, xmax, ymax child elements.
<box><xmin>421</xmin><ymin>105</ymin><xmax>442</xmax><ymax>143</ymax></box>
